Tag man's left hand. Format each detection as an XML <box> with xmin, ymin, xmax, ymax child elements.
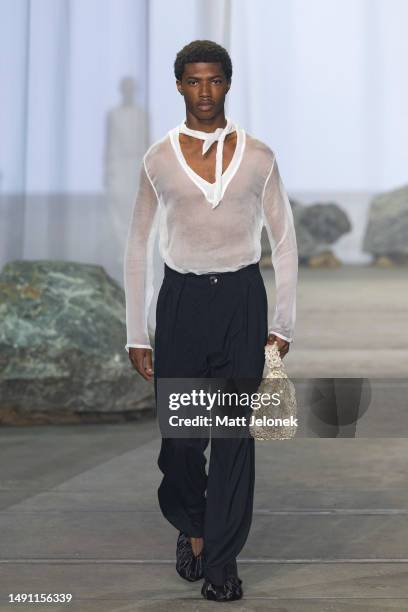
<box><xmin>267</xmin><ymin>333</ymin><xmax>290</xmax><ymax>358</ymax></box>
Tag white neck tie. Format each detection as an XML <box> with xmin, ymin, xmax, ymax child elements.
<box><xmin>178</xmin><ymin>116</ymin><xmax>236</xmax><ymax>208</ymax></box>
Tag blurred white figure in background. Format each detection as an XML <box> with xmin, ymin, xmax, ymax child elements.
<box><xmin>104</xmin><ymin>77</ymin><xmax>148</xmax><ymax>279</ymax></box>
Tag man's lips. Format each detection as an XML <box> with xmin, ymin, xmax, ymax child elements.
<box><xmin>197</xmin><ymin>102</ymin><xmax>214</xmax><ymax>109</ymax></box>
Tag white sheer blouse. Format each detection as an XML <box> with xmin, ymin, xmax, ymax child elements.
<box><xmin>123</xmin><ymin>120</ymin><xmax>298</xmax><ymax>352</ymax></box>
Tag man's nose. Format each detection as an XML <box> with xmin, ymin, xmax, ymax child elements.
<box><xmin>199</xmin><ymin>83</ymin><xmax>211</xmax><ymax>96</ymax></box>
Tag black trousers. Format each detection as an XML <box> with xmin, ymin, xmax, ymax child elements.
<box><xmin>153</xmin><ymin>261</ymin><xmax>268</xmax><ymax>586</ymax></box>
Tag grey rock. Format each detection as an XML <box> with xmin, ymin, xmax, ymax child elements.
<box><xmin>0</xmin><ymin>260</ymin><xmax>154</xmax><ymax>424</ymax></box>
<box><xmin>261</xmin><ymin>199</ymin><xmax>351</xmax><ymax>264</ymax></box>
<box><xmin>301</xmin><ymin>202</ymin><xmax>351</xmax><ymax>244</ymax></box>
<box><xmin>363</xmin><ymin>185</ymin><xmax>408</xmax><ymax>258</ymax></box>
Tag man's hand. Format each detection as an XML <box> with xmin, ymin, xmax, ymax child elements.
<box><xmin>267</xmin><ymin>333</ymin><xmax>290</xmax><ymax>358</ymax></box>
<box><xmin>128</xmin><ymin>347</ymin><xmax>154</xmax><ymax>381</ymax></box>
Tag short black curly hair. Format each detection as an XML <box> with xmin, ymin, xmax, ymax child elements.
<box><xmin>174</xmin><ymin>39</ymin><xmax>232</xmax><ymax>82</ymax></box>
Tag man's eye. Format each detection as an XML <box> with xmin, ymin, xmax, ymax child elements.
<box><xmin>187</xmin><ymin>80</ymin><xmax>222</xmax><ymax>85</ymax></box>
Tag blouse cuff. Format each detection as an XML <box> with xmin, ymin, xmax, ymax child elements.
<box><xmin>125</xmin><ymin>343</ymin><xmax>153</xmax><ymax>353</ymax></box>
<box><xmin>267</xmin><ymin>329</ymin><xmax>293</xmax><ymax>343</ymax></box>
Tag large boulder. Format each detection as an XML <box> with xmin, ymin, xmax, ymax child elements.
<box><xmin>299</xmin><ymin>202</ymin><xmax>351</xmax><ymax>244</ymax></box>
<box><xmin>261</xmin><ymin>199</ymin><xmax>351</xmax><ymax>265</ymax></box>
<box><xmin>0</xmin><ymin>260</ymin><xmax>154</xmax><ymax>425</ymax></box>
<box><xmin>363</xmin><ymin>185</ymin><xmax>408</xmax><ymax>262</ymax></box>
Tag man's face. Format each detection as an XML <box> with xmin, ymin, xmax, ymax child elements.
<box><xmin>176</xmin><ymin>62</ymin><xmax>230</xmax><ymax>119</ymax></box>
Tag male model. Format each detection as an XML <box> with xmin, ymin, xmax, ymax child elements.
<box><xmin>124</xmin><ymin>39</ymin><xmax>298</xmax><ymax>602</ymax></box>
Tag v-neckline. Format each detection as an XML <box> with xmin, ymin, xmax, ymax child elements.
<box><xmin>169</xmin><ymin>124</ymin><xmax>246</xmax><ymax>207</ymax></box>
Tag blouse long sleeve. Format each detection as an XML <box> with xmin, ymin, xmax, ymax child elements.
<box><xmin>262</xmin><ymin>155</ymin><xmax>298</xmax><ymax>343</ymax></box>
<box><xmin>123</xmin><ymin>158</ymin><xmax>159</xmax><ymax>352</ymax></box>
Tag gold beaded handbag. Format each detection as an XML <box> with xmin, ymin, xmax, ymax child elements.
<box><xmin>249</xmin><ymin>341</ymin><xmax>298</xmax><ymax>440</ymax></box>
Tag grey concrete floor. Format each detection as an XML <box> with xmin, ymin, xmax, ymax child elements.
<box><xmin>1</xmin><ymin>424</ymin><xmax>408</xmax><ymax>611</ymax></box>
<box><xmin>1</xmin><ymin>265</ymin><xmax>408</xmax><ymax>611</ymax></box>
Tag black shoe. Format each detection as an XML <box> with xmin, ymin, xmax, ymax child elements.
<box><xmin>176</xmin><ymin>532</ymin><xmax>204</xmax><ymax>582</ymax></box>
<box><xmin>201</xmin><ymin>576</ymin><xmax>243</xmax><ymax>602</ymax></box>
